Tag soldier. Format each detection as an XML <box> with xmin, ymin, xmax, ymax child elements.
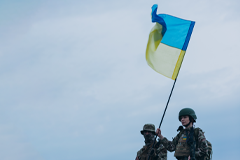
<box><xmin>156</xmin><ymin>108</ymin><xmax>208</xmax><ymax>160</ymax></box>
<box><xmin>136</xmin><ymin>124</ymin><xmax>167</xmax><ymax>160</ymax></box>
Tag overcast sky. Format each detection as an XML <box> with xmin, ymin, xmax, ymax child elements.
<box><xmin>0</xmin><ymin>0</ymin><xmax>239</xmax><ymax>160</ymax></box>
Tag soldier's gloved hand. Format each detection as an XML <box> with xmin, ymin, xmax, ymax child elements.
<box><xmin>156</xmin><ymin>128</ymin><xmax>164</xmax><ymax>140</ymax></box>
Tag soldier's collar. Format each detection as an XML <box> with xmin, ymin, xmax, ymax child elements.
<box><xmin>184</xmin><ymin>126</ymin><xmax>194</xmax><ymax>131</ymax></box>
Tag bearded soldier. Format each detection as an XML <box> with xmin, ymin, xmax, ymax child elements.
<box><xmin>136</xmin><ymin>124</ymin><xmax>167</xmax><ymax>160</ymax></box>
<box><xmin>156</xmin><ymin>108</ymin><xmax>208</xmax><ymax>160</ymax></box>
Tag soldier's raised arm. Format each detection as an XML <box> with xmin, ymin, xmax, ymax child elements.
<box><xmin>156</xmin><ymin>128</ymin><xmax>179</xmax><ymax>152</ymax></box>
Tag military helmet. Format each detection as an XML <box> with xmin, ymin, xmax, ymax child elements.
<box><xmin>179</xmin><ymin>108</ymin><xmax>197</xmax><ymax>122</ymax></box>
<box><xmin>140</xmin><ymin>124</ymin><xmax>155</xmax><ymax>135</ymax></box>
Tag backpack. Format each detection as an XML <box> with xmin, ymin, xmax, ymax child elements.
<box><xmin>194</xmin><ymin>128</ymin><xmax>213</xmax><ymax>160</ymax></box>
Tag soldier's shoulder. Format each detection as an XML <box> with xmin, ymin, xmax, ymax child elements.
<box><xmin>194</xmin><ymin>127</ymin><xmax>207</xmax><ymax>141</ymax></box>
<box><xmin>137</xmin><ymin>146</ymin><xmax>146</xmax><ymax>156</ymax></box>
<box><xmin>194</xmin><ymin>127</ymin><xmax>205</xmax><ymax>134</ymax></box>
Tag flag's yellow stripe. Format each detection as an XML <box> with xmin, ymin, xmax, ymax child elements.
<box><xmin>146</xmin><ymin>23</ymin><xmax>163</xmax><ymax>69</ymax></box>
<box><xmin>146</xmin><ymin>23</ymin><xmax>186</xmax><ymax>80</ymax></box>
<box><xmin>147</xmin><ymin>42</ymin><xmax>182</xmax><ymax>79</ymax></box>
<box><xmin>171</xmin><ymin>50</ymin><xmax>186</xmax><ymax>80</ymax></box>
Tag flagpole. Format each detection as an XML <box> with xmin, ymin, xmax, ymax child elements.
<box><xmin>147</xmin><ymin>77</ymin><xmax>178</xmax><ymax>160</ymax></box>
<box><xmin>157</xmin><ymin>76</ymin><xmax>177</xmax><ymax>129</ymax></box>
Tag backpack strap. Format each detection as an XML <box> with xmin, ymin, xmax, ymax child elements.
<box><xmin>194</xmin><ymin>127</ymin><xmax>200</xmax><ymax>148</ymax></box>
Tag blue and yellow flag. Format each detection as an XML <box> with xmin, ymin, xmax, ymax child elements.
<box><xmin>146</xmin><ymin>4</ymin><xmax>195</xmax><ymax>80</ymax></box>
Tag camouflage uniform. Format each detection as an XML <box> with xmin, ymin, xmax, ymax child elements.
<box><xmin>136</xmin><ymin>141</ymin><xmax>167</xmax><ymax>160</ymax></box>
<box><xmin>160</xmin><ymin>127</ymin><xmax>208</xmax><ymax>160</ymax></box>
<box><xmin>136</xmin><ymin>124</ymin><xmax>167</xmax><ymax>160</ymax></box>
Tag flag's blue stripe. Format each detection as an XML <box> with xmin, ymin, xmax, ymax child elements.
<box><xmin>182</xmin><ymin>21</ymin><xmax>195</xmax><ymax>51</ymax></box>
<box><xmin>159</xmin><ymin>14</ymin><xmax>192</xmax><ymax>50</ymax></box>
<box><xmin>151</xmin><ymin>4</ymin><xmax>167</xmax><ymax>36</ymax></box>
<box><xmin>151</xmin><ymin>4</ymin><xmax>195</xmax><ymax>50</ymax></box>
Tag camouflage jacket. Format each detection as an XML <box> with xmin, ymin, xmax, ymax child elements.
<box><xmin>160</xmin><ymin>127</ymin><xmax>207</xmax><ymax>159</ymax></box>
<box><xmin>136</xmin><ymin>141</ymin><xmax>167</xmax><ymax>160</ymax></box>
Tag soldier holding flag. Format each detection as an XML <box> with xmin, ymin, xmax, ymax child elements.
<box><xmin>156</xmin><ymin>108</ymin><xmax>208</xmax><ymax>160</ymax></box>
<box><xmin>136</xmin><ymin>124</ymin><xmax>167</xmax><ymax>160</ymax></box>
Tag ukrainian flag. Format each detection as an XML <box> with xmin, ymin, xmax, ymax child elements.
<box><xmin>146</xmin><ymin>4</ymin><xmax>195</xmax><ymax>80</ymax></box>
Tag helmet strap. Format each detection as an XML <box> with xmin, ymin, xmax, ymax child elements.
<box><xmin>184</xmin><ymin>116</ymin><xmax>195</xmax><ymax>128</ymax></box>
<box><xmin>183</xmin><ymin>121</ymin><xmax>191</xmax><ymax>127</ymax></box>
